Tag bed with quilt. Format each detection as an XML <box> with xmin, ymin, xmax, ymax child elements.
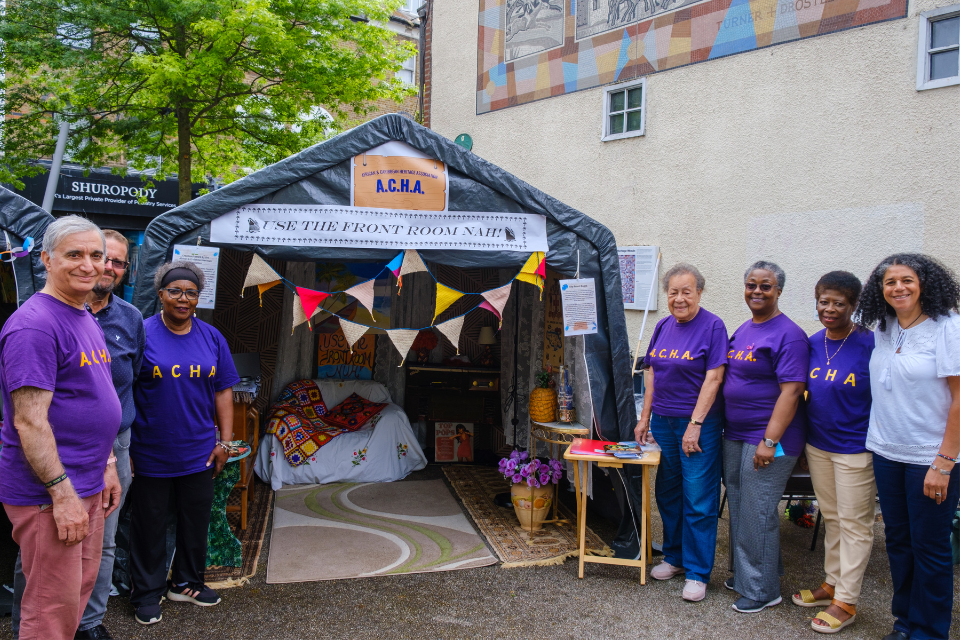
<box><xmin>254</xmin><ymin>379</ymin><xmax>427</xmax><ymax>490</ymax></box>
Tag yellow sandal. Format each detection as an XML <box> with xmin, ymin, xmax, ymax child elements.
<box><xmin>811</xmin><ymin>600</ymin><xmax>857</xmax><ymax>634</ymax></box>
<box><xmin>791</xmin><ymin>582</ymin><xmax>834</xmax><ymax>607</ymax></box>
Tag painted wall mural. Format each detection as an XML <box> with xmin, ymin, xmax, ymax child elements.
<box><xmin>478</xmin><ymin>0</ymin><xmax>906</xmax><ymax>113</ymax></box>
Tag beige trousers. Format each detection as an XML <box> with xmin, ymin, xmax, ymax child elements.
<box><xmin>805</xmin><ymin>443</ymin><xmax>877</xmax><ymax>604</ymax></box>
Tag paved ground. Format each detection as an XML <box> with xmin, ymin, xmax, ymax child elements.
<box><xmin>2</xmin><ymin>467</ymin><xmax>959</xmax><ymax>639</ymax></box>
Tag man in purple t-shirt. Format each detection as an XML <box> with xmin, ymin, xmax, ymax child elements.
<box><xmin>0</xmin><ymin>216</ymin><xmax>122</xmax><ymax>640</ymax></box>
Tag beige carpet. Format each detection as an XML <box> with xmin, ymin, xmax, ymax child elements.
<box><xmin>266</xmin><ymin>479</ymin><xmax>497</xmax><ymax>583</ymax></box>
<box><xmin>443</xmin><ymin>465</ymin><xmax>613</xmax><ymax>568</ymax></box>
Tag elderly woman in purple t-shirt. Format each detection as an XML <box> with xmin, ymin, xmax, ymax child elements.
<box><xmin>635</xmin><ymin>263</ymin><xmax>728</xmax><ymax>603</ymax></box>
<box><xmin>723</xmin><ymin>260</ymin><xmax>809</xmax><ymax>614</ymax></box>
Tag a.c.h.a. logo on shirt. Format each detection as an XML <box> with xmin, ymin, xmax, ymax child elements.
<box><xmin>79</xmin><ymin>348</ymin><xmax>111</xmax><ymax>367</ymax></box>
<box><xmin>649</xmin><ymin>348</ymin><xmax>695</xmax><ymax>360</ymax></box>
<box><xmin>152</xmin><ymin>365</ymin><xmax>217</xmax><ymax>379</ymax></box>
<box><xmin>727</xmin><ymin>349</ymin><xmax>757</xmax><ymax>362</ymax></box>
<box><xmin>810</xmin><ymin>368</ymin><xmax>857</xmax><ymax>386</ymax></box>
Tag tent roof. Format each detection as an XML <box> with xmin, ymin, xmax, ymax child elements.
<box><xmin>0</xmin><ymin>186</ymin><xmax>55</xmax><ymax>305</ymax></box>
<box><xmin>133</xmin><ymin>113</ymin><xmax>637</xmax><ymax>439</ymax></box>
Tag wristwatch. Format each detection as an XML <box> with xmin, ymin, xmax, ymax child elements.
<box><xmin>689</xmin><ymin>419</ymin><xmax>703</xmax><ymax>426</ymax></box>
<box><xmin>764</xmin><ymin>438</ymin><xmax>778</xmax><ymax>448</ymax></box>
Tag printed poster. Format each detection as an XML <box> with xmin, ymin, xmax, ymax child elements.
<box><xmin>172</xmin><ymin>244</ymin><xmax>220</xmax><ymax>309</ymax></box>
<box><xmin>351</xmin><ymin>140</ymin><xmax>448</xmax><ymax>211</ymax></box>
<box><xmin>543</xmin><ymin>269</ymin><xmax>563</xmax><ymax>368</ymax></box>
<box><xmin>560</xmin><ymin>278</ymin><xmax>598</xmax><ymax>336</ymax></box>
<box><xmin>618</xmin><ymin>246</ymin><xmax>659</xmax><ymax>311</ymax></box>
<box><xmin>435</xmin><ymin>422</ymin><xmax>474</xmax><ymax>463</ymax></box>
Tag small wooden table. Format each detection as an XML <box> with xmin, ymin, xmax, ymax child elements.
<box><xmin>564</xmin><ymin>440</ymin><xmax>660</xmax><ymax>584</ymax></box>
<box><xmin>531</xmin><ymin>421</ymin><xmax>589</xmax><ymax>527</ymax></box>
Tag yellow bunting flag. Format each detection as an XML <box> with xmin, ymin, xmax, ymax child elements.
<box><xmin>433</xmin><ymin>283</ymin><xmax>463</xmax><ymax>324</ymax></box>
<box><xmin>256</xmin><ymin>281</ymin><xmax>280</xmax><ymax>307</ymax></box>
<box><xmin>385</xmin><ymin>329</ymin><xmax>420</xmax><ymax>366</ymax></box>
<box><xmin>516</xmin><ymin>251</ymin><xmax>546</xmax><ymax>300</ymax></box>
<box><xmin>242</xmin><ymin>253</ymin><xmax>282</xmax><ymax>296</ymax></box>
<box><xmin>339</xmin><ymin>319</ymin><xmax>369</xmax><ymax>353</ymax></box>
<box><xmin>436</xmin><ymin>316</ymin><xmax>465</xmax><ymax>355</ymax></box>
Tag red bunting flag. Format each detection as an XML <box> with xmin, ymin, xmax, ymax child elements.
<box><xmin>296</xmin><ymin>287</ymin><xmax>330</xmax><ymax>319</ymax></box>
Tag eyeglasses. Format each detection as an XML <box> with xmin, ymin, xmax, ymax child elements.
<box><xmin>162</xmin><ymin>287</ymin><xmax>200</xmax><ymax>300</ymax></box>
<box><xmin>105</xmin><ymin>258</ymin><xmax>129</xmax><ymax>269</ymax></box>
<box><xmin>745</xmin><ymin>283</ymin><xmax>775</xmax><ymax>292</ymax></box>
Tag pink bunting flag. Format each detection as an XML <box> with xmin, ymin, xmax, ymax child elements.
<box><xmin>480</xmin><ymin>282</ymin><xmax>512</xmax><ymax>329</ymax></box>
<box><xmin>345</xmin><ymin>279</ymin><xmax>376</xmax><ymax>317</ymax></box>
<box><xmin>479</xmin><ymin>301</ymin><xmax>502</xmax><ymax>328</ymax></box>
<box><xmin>296</xmin><ymin>287</ymin><xmax>330</xmax><ymax>319</ymax></box>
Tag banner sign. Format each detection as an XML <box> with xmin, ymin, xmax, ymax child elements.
<box><xmin>351</xmin><ymin>141</ymin><xmax>448</xmax><ymax>211</ymax></box>
<box><xmin>210</xmin><ymin>204</ymin><xmax>549</xmax><ymax>252</ymax></box>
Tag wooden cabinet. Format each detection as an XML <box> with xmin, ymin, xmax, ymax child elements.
<box><xmin>226</xmin><ymin>401</ymin><xmax>259</xmax><ymax>530</ymax></box>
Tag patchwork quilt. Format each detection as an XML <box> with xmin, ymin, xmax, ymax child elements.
<box><xmin>266</xmin><ymin>380</ymin><xmax>344</xmax><ymax>467</ymax></box>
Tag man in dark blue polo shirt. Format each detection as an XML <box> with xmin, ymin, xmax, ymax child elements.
<box><xmin>11</xmin><ymin>229</ymin><xmax>144</xmax><ymax>640</ymax></box>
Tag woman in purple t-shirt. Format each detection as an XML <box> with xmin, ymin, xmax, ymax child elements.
<box><xmin>723</xmin><ymin>261</ymin><xmax>809</xmax><ymax>614</ymax></box>
<box><xmin>635</xmin><ymin>263</ymin><xmax>728</xmax><ymax>603</ymax></box>
<box><xmin>793</xmin><ymin>271</ymin><xmax>875</xmax><ymax>634</ymax></box>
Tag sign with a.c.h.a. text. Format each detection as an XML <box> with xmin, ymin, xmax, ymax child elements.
<box><xmin>210</xmin><ymin>204</ymin><xmax>548</xmax><ymax>253</ymax></box>
<box><xmin>351</xmin><ymin>140</ymin><xmax>448</xmax><ymax>211</ymax></box>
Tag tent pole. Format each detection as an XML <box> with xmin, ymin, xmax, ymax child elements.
<box><xmin>42</xmin><ymin>120</ymin><xmax>70</xmax><ymax>213</ymax></box>
<box><xmin>631</xmin><ymin>252</ymin><xmax>661</xmax><ymax>376</ymax></box>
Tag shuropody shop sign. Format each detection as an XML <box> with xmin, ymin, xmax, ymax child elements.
<box><xmin>210</xmin><ymin>204</ymin><xmax>549</xmax><ymax>252</ymax></box>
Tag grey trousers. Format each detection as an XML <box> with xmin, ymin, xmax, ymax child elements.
<box><xmin>723</xmin><ymin>438</ymin><xmax>797</xmax><ymax>603</ymax></box>
<box><xmin>12</xmin><ymin>430</ymin><xmax>132</xmax><ymax>637</ymax></box>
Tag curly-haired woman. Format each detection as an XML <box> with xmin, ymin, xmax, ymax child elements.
<box><xmin>859</xmin><ymin>253</ymin><xmax>960</xmax><ymax>640</ymax></box>
<box><xmin>128</xmin><ymin>261</ymin><xmax>239</xmax><ymax>626</ymax></box>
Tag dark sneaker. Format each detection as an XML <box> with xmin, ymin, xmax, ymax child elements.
<box><xmin>135</xmin><ymin>604</ymin><xmax>162</xmax><ymax>625</ymax></box>
<box><xmin>724</xmin><ymin>576</ymin><xmax>736</xmax><ymax>591</ymax></box>
<box><xmin>167</xmin><ymin>583</ymin><xmax>221</xmax><ymax>607</ymax></box>
<box><xmin>731</xmin><ymin>595</ymin><xmax>782</xmax><ymax>613</ymax></box>
<box><xmin>74</xmin><ymin>625</ymin><xmax>114</xmax><ymax>639</ymax></box>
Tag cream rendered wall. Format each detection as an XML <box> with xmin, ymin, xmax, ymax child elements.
<box><xmin>431</xmin><ymin>0</ymin><xmax>959</xmax><ymax>357</ymax></box>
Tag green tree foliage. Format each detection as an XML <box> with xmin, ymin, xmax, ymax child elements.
<box><xmin>0</xmin><ymin>0</ymin><xmax>415</xmax><ymax>203</ymax></box>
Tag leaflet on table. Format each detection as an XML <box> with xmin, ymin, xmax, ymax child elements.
<box><xmin>569</xmin><ymin>438</ymin><xmax>651</xmax><ymax>457</ymax></box>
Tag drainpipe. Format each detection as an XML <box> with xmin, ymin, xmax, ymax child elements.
<box><xmin>417</xmin><ymin>1</ymin><xmax>428</xmax><ymax>123</ymax></box>
<box><xmin>41</xmin><ymin>120</ymin><xmax>70</xmax><ymax>213</ymax></box>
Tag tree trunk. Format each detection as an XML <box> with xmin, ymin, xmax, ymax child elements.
<box><xmin>176</xmin><ymin>106</ymin><xmax>192</xmax><ymax>205</ymax></box>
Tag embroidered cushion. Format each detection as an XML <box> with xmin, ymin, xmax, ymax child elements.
<box><xmin>322</xmin><ymin>392</ymin><xmax>387</xmax><ymax>432</ymax></box>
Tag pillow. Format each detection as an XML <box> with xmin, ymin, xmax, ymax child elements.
<box><xmin>322</xmin><ymin>392</ymin><xmax>387</xmax><ymax>432</ymax></box>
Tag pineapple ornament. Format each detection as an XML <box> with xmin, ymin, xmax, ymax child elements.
<box><xmin>529</xmin><ymin>368</ymin><xmax>557</xmax><ymax>423</ymax></box>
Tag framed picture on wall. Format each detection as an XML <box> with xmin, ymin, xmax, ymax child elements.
<box><xmin>435</xmin><ymin>422</ymin><xmax>474</xmax><ymax>463</ymax></box>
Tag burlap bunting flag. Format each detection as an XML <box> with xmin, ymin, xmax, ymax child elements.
<box><xmin>385</xmin><ymin>329</ymin><xmax>420</xmax><ymax>366</ymax></box>
<box><xmin>296</xmin><ymin>287</ymin><xmax>330</xmax><ymax>319</ymax></box>
<box><xmin>345</xmin><ymin>280</ymin><xmax>376</xmax><ymax>317</ymax></box>
<box><xmin>433</xmin><ymin>283</ymin><xmax>463</xmax><ymax>324</ymax></box>
<box><xmin>242</xmin><ymin>253</ymin><xmax>281</xmax><ymax>295</ymax></box>
<box><xmin>397</xmin><ymin>249</ymin><xmax>428</xmax><ymax>292</ymax></box>
<box><xmin>292</xmin><ymin>294</ymin><xmax>309</xmax><ymax>333</ymax></box>
<box><xmin>436</xmin><ymin>316</ymin><xmax>465</xmax><ymax>355</ymax></box>
<box><xmin>339</xmin><ymin>319</ymin><xmax>369</xmax><ymax>353</ymax></box>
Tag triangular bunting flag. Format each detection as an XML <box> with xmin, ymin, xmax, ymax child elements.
<box><xmin>242</xmin><ymin>254</ymin><xmax>282</xmax><ymax>295</ymax></box>
<box><xmin>536</xmin><ymin>257</ymin><xmax>546</xmax><ymax>278</ymax></box>
<box><xmin>480</xmin><ymin>282</ymin><xmax>513</xmax><ymax>324</ymax></box>
<box><xmin>479</xmin><ymin>301</ymin><xmax>502</xmax><ymax>328</ymax></box>
<box><xmin>345</xmin><ymin>280</ymin><xmax>376</xmax><ymax>317</ymax></box>
<box><xmin>296</xmin><ymin>287</ymin><xmax>330</xmax><ymax>319</ymax></box>
<box><xmin>436</xmin><ymin>316</ymin><xmax>465</xmax><ymax>355</ymax></box>
<box><xmin>398</xmin><ymin>249</ymin><xmax>428</xmax><ymax>292</ymax></box>
<box><xmin>519</xmin><ymin>251</ymin><xmax>545</xmax><ymax>276</ymax></box>
<box><xmin>433</xmin><ymin>283</ymin><xmax>463</xmax><ymax>324</ymax></box>
<box><xmin>386</xmin><ymin>251</ymin><xmax>404</xmax><ymax>277</ymax></box>
<box><xmin>339</xmin><ymin>319</ymin><xmax>369</xmax><ymax>353</ymax></box>
<box><xmin>385</xmin><ymin>329</ymin><xmax>420</xmax><ymax>366</ymax></box>
<box><xmin>515</xmin><ymin>272</ymin><xmax>544</xmax><ymax>300</ymax></box>
<box><xmin>292</xmin><ymin>294</ymin><xmax>309</xmax><ymax>333</ymax></box>
<box><xmin>256</xmin><ymin>281</ymin><xmax>281</xmax><ymax>307</ymax></box>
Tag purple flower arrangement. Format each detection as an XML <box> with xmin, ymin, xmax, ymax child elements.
<box><xmin>498</xmin><ymin>450</ymin><xmax>564</xmax><ymax>488</ymax></box>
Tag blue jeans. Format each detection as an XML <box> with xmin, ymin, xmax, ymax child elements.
<box><xmin>651</xmin><ymin>412</ymin><xmax>723</xmax><ymax>582</ymax></box>
<box><xmin>873</xmin><ymin>453</ymin><xmax>959</xmax><ymax>640</ymax></box>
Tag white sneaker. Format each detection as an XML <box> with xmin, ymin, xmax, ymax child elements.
<box><xmin>650</xmin><ymin>561</ymin><xmax>685</xmax><ymax>580</ymax></box>
<box><xmin>682</xmin><ymin>579</ymin><xmax>707</xmax><ymax>602</ymax></box>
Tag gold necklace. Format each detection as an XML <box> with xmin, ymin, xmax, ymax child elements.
<box><xmin>824</xmin><ymin>326</ymin><xmax>854</xmax><ymax>365</ymax></box>
<box><xmin>161</xmin><ymin>310</ymin><xmax>191</xmax><ymax>335</ymax></box>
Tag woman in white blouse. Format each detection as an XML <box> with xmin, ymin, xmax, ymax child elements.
<box><xmin>857</xmin><ymin>253</ymin><xmax>960</xmax><ymax>640</ymax></box>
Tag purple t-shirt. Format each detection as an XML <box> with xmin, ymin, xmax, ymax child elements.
<box><xmin>806</xmin><ymin>328</ymin><xmax>874</xmax><ymax>454</ymax></box>
<box><xmin>131</xmin><ymin>315</ymin><xmax>240</xmax><ymax>477</ymax></box>
<box><xmin>723</xmin><ymin>313</ymin><xmax>810</xmax><ymax>456</ymax></box>
<box><xmin>643</xmin><ymin>308</ymin><xmax>728</xmax><ymax>417</ymax></box>
<box><xmin>0</xmin><ymin>293</ymin><xmax>121</xmax><ymax>505</ymax></box>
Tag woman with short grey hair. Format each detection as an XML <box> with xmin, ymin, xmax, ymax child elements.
<box><xmin>723</xmin><ymin>260</ymin><xmax>809</xmax><ymax>613</ymax></box>
<box><xmin>636</xmin><ymin>262</ymin><xmax>728</xmax><ymax>602</ymax></box>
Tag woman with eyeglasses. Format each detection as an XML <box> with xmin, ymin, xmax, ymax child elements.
<box><xmin>723</xmin><ymin>260</ymin><xmax>809</xmax><ymax>614</ymax></box>
<box><xmin>858</xmin><ymin>253</ymin><xmax>960</xmax><ymax>640</ymax></box>
<box><xmin>128</xmin><ymin>261</ymin><xmax>239</xmax><ymax>627</ymax></box>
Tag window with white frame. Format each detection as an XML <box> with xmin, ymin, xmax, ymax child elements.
<box><xmin>401</xmin><ymin>0</ymin><xmax>421</xmax><ymax>14</ymax></box>
<box><xmin>396</xmin><ymin>55</ymin><xmax>417</xmax><ymax>85</ymax></box>
<box><xmin>602</xmin><ymin>79</ymin><xmax>646</xmax><ymax>141</ymax></box>
<box><xmin>917</xmin><ymin>5</ymin><xmax>960</xmax><ymax>90</ymax></box>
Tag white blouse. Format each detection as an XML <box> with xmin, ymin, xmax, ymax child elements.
<box><xmin>866</xmin><ymin>312</ymin><xmax>960</xmax><ymax>465</ymax></box>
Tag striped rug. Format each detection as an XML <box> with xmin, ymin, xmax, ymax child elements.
<box><xmin>266</xmin><ymin>479</ymin><xmax>497</xmax><ymax>583</ymax></box>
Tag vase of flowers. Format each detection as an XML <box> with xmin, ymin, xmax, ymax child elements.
<box><xmin>498</xmin><ymin>450</ymin><xmax>564</xmax><ymax>531</ymax></box>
